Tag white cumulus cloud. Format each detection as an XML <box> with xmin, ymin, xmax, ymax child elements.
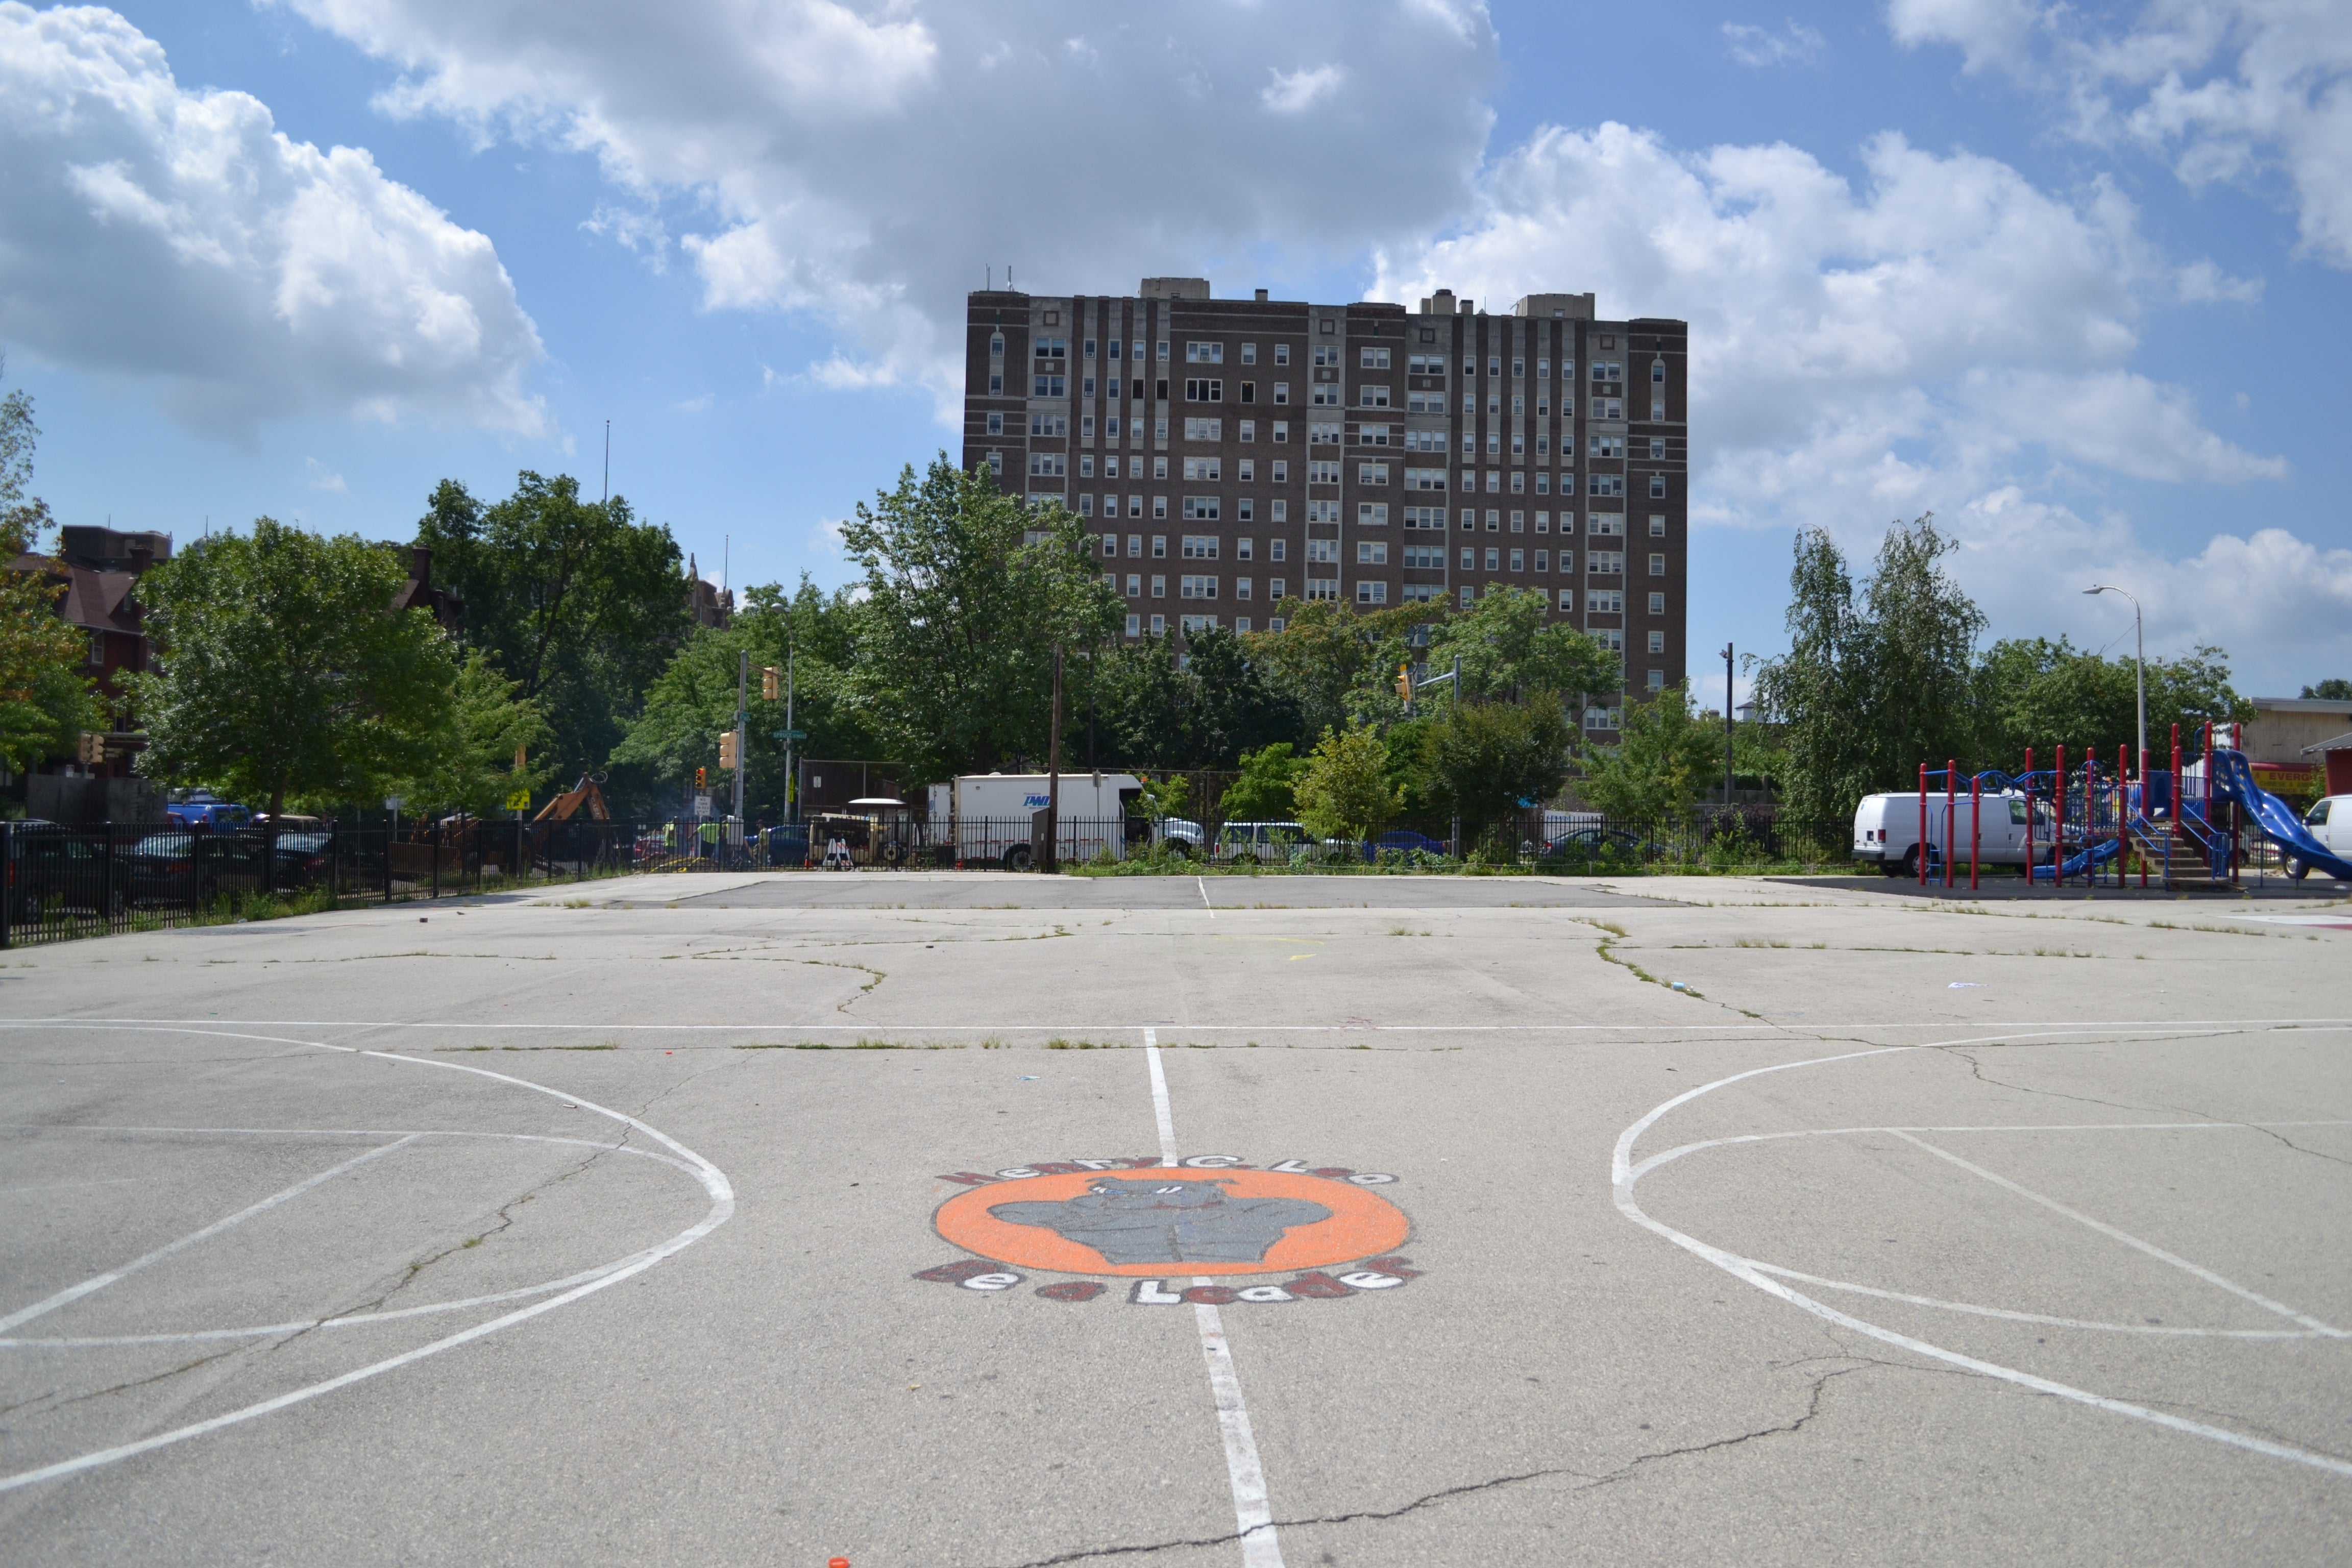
<box><xmin>1890</xmin><ymin>0</ymin><xmax>2352</xmax><ymax>269</ymax></box>
<box><xmin>273</xmin><ymin>0</ymin><xmax>1499</xmax><ymax>413</ymax></box>
<box><xmin>0</xmin><ymin>3</ymin><xmax>544</xmax><ymax>439</ymax></box>
<box><xmin>1722</xmin><ymin>19</ymin><xmax>1827</xmax><ymax>68</ymax></box>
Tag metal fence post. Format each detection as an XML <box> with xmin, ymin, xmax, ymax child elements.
<box><xmin>431</xmin><ymin>821</ymin><xmax>440</xmax><ymax>901</ymax></box>
<box><xmin>2</xmin><ymin>822</ymin><xmax>11</xmax><ymax>952</ymax></box>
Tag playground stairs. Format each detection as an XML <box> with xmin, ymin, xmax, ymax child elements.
<box><xmin>2127</xmin><ymin>821</ymin><xmax>2228</xmax><ymax>892</ymax></box>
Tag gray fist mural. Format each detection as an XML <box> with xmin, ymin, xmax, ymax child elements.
<box><xmin>991</xmin><ymin>1177</ymin><xmax>1333</xmax><ymax>1265</ymax></box>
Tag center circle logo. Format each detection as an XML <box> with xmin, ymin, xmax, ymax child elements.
<box><xmin>936</xmin><ymin>1167</ymin><xmax>1410</xmax><ymax>1277</ymax></box>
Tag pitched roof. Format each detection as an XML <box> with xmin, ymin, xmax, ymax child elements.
<box><xmin>2301</xmin><ymin>730</ymin><xmax>2352</xmax><ymax>755</ymax></box>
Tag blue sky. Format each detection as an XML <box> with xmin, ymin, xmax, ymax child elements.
<box><xmin>4</xmin><ymin>1</ymin><xmax>2347</xmax><ymax>708</ymax></box>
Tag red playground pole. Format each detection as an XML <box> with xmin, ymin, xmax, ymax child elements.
<box><xmin>2122</xmin><ymin>744</ymin><xmax>2140</xmax><ymax>888</ymax></box>
<box><xmin>2024</xmin><ymin>746</ymin><xmax>2036</xmax><ymax>887</ymax></box>
<box><xmin>1970</xmin><ymin>775</ymin><xmax>1981</xmax><ymax>890</ymax></box>
<box><xmin>1918</xmin><ymin>763</ymin><xmax>1929</xmax><ymax>886</ymax></box>
<box><xmin>2054</xmin><ymin>744</ymin><xmax>2068</xmax><ymax>888</ymax></box>
<box><xmin>1944</xmin><ymin>758</ymin><xmax>1957</xmax><ymax>888</ymax></box>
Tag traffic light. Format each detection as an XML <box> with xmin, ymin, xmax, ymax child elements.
<box><xmin>695</xmin><ymin>767</ymin><xmax>707</xmax><ymax>790</ymax></box>
<box><xmin>762</xmin><ymin>665</ymin><xmax>780</xmax><ymax>701</ymax></box>
<box><xmin>1396</xmin><ymin>665</ymin><xmax>1411</xmax><ymax>702</ymax></box>
<box><xmin>77</xmin><ymin>731</ymin><xmax>101</xmax><ymax>764</ymax></box>
<box><xmin>718</xmin><ymin>731</ymin><xmax>739</xmax><ymax>770</ymax></box>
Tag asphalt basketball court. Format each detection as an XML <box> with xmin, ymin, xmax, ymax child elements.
<box><xmin>3</xmin><ymin>870</ymin><xmax>2348</xmax><ymax>1564</ymax></box>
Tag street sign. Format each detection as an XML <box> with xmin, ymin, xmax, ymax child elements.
<box><xmin>694</xmin><ymin>792</ymin><xmax>714</xmax><ymax>819</ymax></box>
<box><xmin>774</xmin><ymin>728</ymin><xmax>807</xmax><ymax>741</ymax></box>
<box><xmin>383</xmin><ymin>795</ymin><xmax>403</xmax><ymax>811</ymax></box>
<box><xmin>505</xmin><ymin>788</ymin><xmax>532</xmax><ymax>811</ymax></box>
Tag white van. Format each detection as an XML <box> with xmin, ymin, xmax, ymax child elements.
<box><xmin>1853</xmin><ymin>790</ymin><xmax>2040</xmax><ymax>876</ymax></box>
<box><xmin>924</xmin><ymin>773</ymin><xmax>1144</xmax><ymax>869</ymax></box>
<box><xmin>2302</xmin><ymin>796</ymin><xmax>2352</xmax><ymax>860</ymax></box>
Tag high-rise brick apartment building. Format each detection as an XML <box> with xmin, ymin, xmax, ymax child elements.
<box><xmin>961</xmin><ymin>278</ymin><xmax>1686</xmax><ymax>729</ymax></box>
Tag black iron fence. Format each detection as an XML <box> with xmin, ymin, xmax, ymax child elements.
<box><xmin>0</xmin><ymin>819</ymin><xmax>644</xmax><ymax>949</ymax></box>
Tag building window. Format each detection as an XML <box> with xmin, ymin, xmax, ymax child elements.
<box><xmin>1648</xmin><ymin>593</ymin><xmax>1665</xmax><ymax>615</ymax></box>
<box><xmin>1151</xmin><ymin>575</ymin><xmax>1167</xmax><ymax>597</ymax></box>
<box><xmin>1080</xmin><ymin>454</ymin><xmax>1096</xmax><ymax>479</ymax></box>
<box><xmin>1272</xmin><ymin>422</ymin><xmax>1290</xmax><ymax>443</ymax></box>
<box><xmin>1358</xmin><ymin>424</ymin><xmax>1391</xmax><ymax>447</ymax></box>
<box><xmin>1271</xmin><ymin>460</ymin><xmax>1288</xmax><ymax>482</ymax></box>
<box><xmin>1652</xmin><ymin>359</ymin><xmax>1666</xmax><ymax>384</ymax></box>
<box><xmin>1403</xmin><ymin>545</ymin><xmax>1444</xmax><ymax>568</ymax></box>
<box><xmin>985</xmin><ymin>412</ymin><xmax>1003</xmax><ymax>435</ymax></box>
<box><xmin>1027</xmin><ymin>453</ymin><xmax>1066</xmax><ymax>477</ymax></box>
<box><xmin>1080</xmin><ymin>495</ymin><xmax>1095</xmax><ymax>517</ymax></box>
<box><xmin>1486</xmin><ymin>510</ymin><xmax>1501</xmax><ymax>531</ymax></box>
<box><xmin>1357</xmin><ymin>541</ymin><xmax>1388</xmax><ymax>564</ymax></box>
<box><xmin>1460</xmin><ymin>586</ymin><xmax>1475</xmax><ymax>607</ymax></box>
<box><xmin>1237</xmin><ymin>498</ymin><xmax>1255</xmax><ymax>522</ymax></box>
<box><xmin>1153</xmin><ymin>456</ymin><xmax>1168</xmax><ymax>480</ymax></box>
<box><xmin>1241</xmin><ymin>344</ymin><xmax>1258</xmax><ymax>364</ymax></box>
<box><xmin>1186</xmin><ymin>342</ymin><xmax>1224</xmax><ymax>363</ymax></box>
<box><xmin>1186</xmin><ymin>379</ymin><xmax>1224</xmax><ymax>402</ymax></box>
<box><xmin>1359</xmin><ymin>346</ymin><xmax>1391</xmax><ymax>369</ymax></box>
<box><xmin>1306</xmin><ymin>539</ymin><xmax>1340</xmax><ymax>564</ymax></box>
<box><xmin>1181</xmin><ymin>455</ymin><xmax>1221</xmax><ymax>480</ymax></box>
<box><xmin>1357</xmin><ymin>462</ymin><xmax>1389</xmax><ymax>486</ymax></box>
<box><xmin>1183</xmin><ymin>420</ymin><xmax>1223</xmax><ymax>444</ymax></box>
<box><xmin>1158</xmin><ymin>341</ymin><xmax>1170</xmax><ymax>360</ymax></box>
<box><xmin>1649</xmin><ymin>553</ymin><xmax>1666</xmax><ymax>576</ymax></box>
<box><xmin>1485</xmin><ymin>470</ymin><xmax>1501</xmax><ymax>492</ymax></box>
<box><xmin>1358</xmin><ymin>502</ymin><xmax>1389</xmax><ymax>526</ymax></box>
<box><xmin>1359</xmin><ymin>385</ymin><xmax>1391</xmax><ymax>408</ymax></box>
<box><xmin>1273</xmin><ymin>382</ymin><xmax>1291</xmax><ymax>405</ymax></box>
<box><xmin>1125</xmin><ymin>575</ymin><xmax>1141</xmax><ymax>597</ymax></box>
<box><xmin>986</xmin><ymin>452</ymin><xmax>1003</xmax><ymax>476</ymax></box>
<box><xmin>1236</xmin><ymin>577</ymin><xmax>1253</xmax><ymax>600</ymax></box>
<box><xmin>1309</xmin><ymin>423</ymin><xmax>1340</xmax><ymax>445</ymax></box>
<box><xmin>1308</xmin><ymin>459</ymin><xmax>1341</xmax><ymax>484</ymax></box>
<box><xmin>1150</xmin><ymin>614</ymin><xmax>1166</xmax><ymax>635</ymax></box>
<box><xmin>1270</xmin><ymin>539</ymin><xmax>1287</xmax><ymax>562</ymax></box>
<box><xmin>1182</xmin><ymin>535</ymin><xmax>1219</xmax><ymax>558</ymax></box>
<box><xmin>1034</xmin><ymin>375</ymin><xmax>1066</xmax><ymax>397</ymax></box>
<box><xmin>1356</xmin><ymin>580</ymin><xmax>1388</xmax><ymax>604</ymax></box>
<box><xmin>1126</xmin><ymin>534</ymin><xmax>1143</xmax><ymax>556</ymax></box>
<box><xmin>1306</xmin><ymin>580</ymin><xmax>1339</xmax><ymax>601</ymax></box>
<box><xmin>1274</xmin><ymin>344</ymin><xmax>1290</xmax><ymax>365</ymax></box>
<box><xmin>1239</xmin><ymin>420</ymin><xmax>1256</xmax><ymax>442</ymax></box>
<box><xmin>1460</xmin><ymin>547</ymin><xmax>1475</xmax><ymax>569</ymax></box>
<box><xmin>1509</xmin><ymin>510</ymin><xmax>1525</xmax><ymax>532</ymax></box>
<box><xmin>1510</xmin><ymin>470</ymin><xmax>1525</xmax><ymax>492</ymax></box>
<box><xmin>1271</xmin><ymin>578</ymin><xmax>1287</xmax><ymax>599</ymax></box>
<box><xmin>1236</xmin><ymin>617</ymin><xmax>1252</xmax><ymax>632</ymax></box>
<box><xmin>1128</xmin><ymin>495</ymin><xmax>1143</xmax><ymax>518</ymax></box>
<box><xmin>1590</xmin><ymin>550</ymin><xmax>1625</xmax><ymax>574</ymax></box>
<box><xmin>1153</xmin><ymin>536</ymin><xmax>1168</xmax><ymax>557</ymax></box>
<box><xmin>1647</xmin><ymin>669</ymin><xmax>1665</xmax><ymax>690</ymax></box>
<box><xmin>1180</xmin><ymin>576</ymin><xmax>1218</xmax><ymax>599</ymax></box>
<box><xmin>1509</xmin><ymin>549</ymin><xmax>1524</xmax><ymax>572</ymax></box>
<box><xmin>1534</xmin><ymin>549</ymin><xmax>1549</xmax><ymax>571</ymax></box>
<box><xmin>1648</xmin><ymin>476</ymin><xmax>1664</xmax><ymax>499</ymax></box>
<box><xmin>1590</xmin><ymin>475</ymin><xmax>1625</xmax><ymax>497</ymax></box>
<box><xmin>1306</xmin><ymin>500</ymin><xmax>1341</xmax><ymax>524</ymax></box>
<box><xmin>1648</xmin><ymin>630</ymin><xmax>1665</xmax><ymax>653</ymax></box>
<box><xmin>1126</xmin><ymin>613</ymin><xmax>1141</xmax><ymax>636</ymax></box>
<box><xmin>1535</xmin><ymin>472</ymin><xmax>1550</xmax><ymax>494</ymax></box>
<box><xmin>1484</xmin><ymin>548</ymin><xmax>1500</xmax><ymax>571</ymax></box>
<box><xmin>1587</xmin><ymin>590</ymin><xmax>1624</xmax><ymax>614</ymax></box>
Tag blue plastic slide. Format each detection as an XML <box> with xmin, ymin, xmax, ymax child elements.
<box><xmin>2208</xmin><ymin>747</ymin><xmax>2352</xmax><ymax>883</ymax></box>
<box><xmin>2028</xmin><ymin>832</ymin><xmax>2121</xmax><ymax>881</ymax></box>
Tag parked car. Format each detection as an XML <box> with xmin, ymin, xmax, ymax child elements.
<box><xmin>122</xmin><ymin>830</ymin><xmax>264</xmax><ymax>905</ymax></box>
<box><xmin>1541</xmin><ymin>825</ymin><xmax>1657</xmax><ymax>861</ymax></box>
<box><xmin>165</xmin><ymin>789</ymin><xmax>250</xmax><ymax>831</ymax></box>
<box><xmin>6</xmin><ymin>823</ymin><xmax>132</xmax><ymax>920</ymax></box>
<box><xmin>1364</xmin><ymin>829</ymin><xmax>1446</xmax><ymax>861</ymax></box>
<box><xmin>1216</xmin><ymin>820</ymin><xmax>1308</xmax><ymax>864</ymax></box>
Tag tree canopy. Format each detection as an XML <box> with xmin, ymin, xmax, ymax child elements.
<box><xmin>840</xmin><ymin>457</ymin><xmax>1119</xmax><ymax>780</ymax></box>
<box><xmin>0</xmin><ymin>370</ymin><xmax>96</xmax><ymax>773</ymax></box>
<box><xmin>131</xmin><ymin>520</ymin><xmax>458</xmax><ymax>816</ymax></box>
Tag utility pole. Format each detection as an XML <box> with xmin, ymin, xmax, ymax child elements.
<box><xmin>732</xmin><ymin>649</ymin><xmax>749</xmax><ymax>829</ymax></box>
<box><xmin>785</xmin><ymin>648</ymin><xmax>796</xmax><ymax>826</ymax></box>
<box><xmin>1043</xmin><ymin>644</ymin><xmax>1063</xmax><ymax>874</ymax></box>
<box><xmin>1722</xmin><ymin>642</ymin><xmax>1736</xmax><ymax>806</ymax></box>
<box><xmin>2085</xmin><ymin>585</ymin><xmax>2146</xmax><ymax>777</ymax></box>
<box><xmin>1412</xmin><ymin>653</ymin><xmax>1464</xmax><ymax>854</ymax></box>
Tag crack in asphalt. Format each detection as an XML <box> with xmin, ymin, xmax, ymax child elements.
<box><xmin>988</xmin><ymin>1366</ymin><xmax>1867</xmax><ymax>1568</ymax></box>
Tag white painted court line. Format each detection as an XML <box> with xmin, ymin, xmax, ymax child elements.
<box><xmin>1613</xmin><ymin>1029</ymin><xmax>2352</xmax><ymax>1480</ymax></box>
<box><xmin>1882</xmin><ymin>1129</ymin><xmax>2346</xmax><ymax>1335</ymax></box>
<box><xmin>1145</xmin><ymin>1028</ymin><xmax>1284</xmax><ymax>1568</ymax></box>
<box><xmin>1198</xmin><ymin>877</ymin><xmax>1216</xmax><ymax>917</ymax></box>
<box><xmin>0</xmin><ymin>1135</ymin><xmax>421</xmax><ymax>1335</ymax></box>
<box><xmin>13</xmin><ymin>1013</ymin><xmax>2352</xmax><ymax>1035</ymax></box>
<box><xmin>0</xmin><ymin>1024</ymin><xmax>733</xmax><ymax>1496</ymax></box>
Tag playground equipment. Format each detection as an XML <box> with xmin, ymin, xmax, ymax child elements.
<box><xmin>1903</xmin><ymin>722</ymin><xmax>2352</xmax><ymax>891</ymax></box>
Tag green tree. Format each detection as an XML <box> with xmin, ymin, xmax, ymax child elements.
<box><xmin>841</xmin><ymin>457</ymin><xmax>1118</xmax><ymax>780</ymax></box>
<box><xmin>1248</xmin><ymin>598</ymin><xmax>1424</xmax><ymax>740</ymax></box>
<box><xmin>1089</xmin><ymin>625</ymin><xmax>1298</xmax><ymax>771</ymax></box>
<box><xmin>2301</xmin><ymin>678</ymin><xmax>2352</xmax><ymax>701</ymax></box>
<box><xmin>130</xmin><ymin>520</ymin><xmax>458</xmax><ymax>816</ymax></box>
<box><xmin>1219</xmin><ymin>742</ymin><xmax>1304</xmax><ymax>820</ymax></box>
<box><xmin>1293</xmin><ymin>722</ymin><xmax>1399</xmax><ymax>842</ymax></box>
<box><xmin>1752</xmin><ymin>517</ymin><xmax>1984</xmax><ymax>838</ymax></box>
<box><xmin>610</xmin><ymin>580</ymin><xmax>879</xmax><ymax>820</ymax></box>
<box><xmin>415</xmin><ymin>472</ymin><xmax>690</xmax><ymax>793</ymax></box>
<box><xmin>1976</xmin><ymin>638</ymin><xmax>2249</xmax><ymax>764</ymax></box>
<box><xmin>1419</xmin><ymin>699</ymin><xmax>1574</xmax><ymax>826</ymax></box>
<box><xmin>1577</xmin><ymin>683</ymin><xmax>1723</xmax><ymax>825</ymax></box>
<box><xmin>0</xmin><ymin>368</ymin><xmax>97</xmax><ymax>772</ymax></box>
<box><xmin>395</xmin><ymin>651</ymin><xmax>553</xmax><ymax>818</ymax></box>
<box><xmin>1428</xmin><ymin>586</ymin><xmax>1619</xmax><ymax>705</ymax></box>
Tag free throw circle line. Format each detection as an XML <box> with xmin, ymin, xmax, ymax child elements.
<box><xmin>0</xmin><ymin>1025</ymin><xmax>734</xmax><ymax>1494</ymax></box>
<box><xmin>1612</xmin><ymin>1027</ymin><xmax>2352</xmax><ymax>1479</ymax></box>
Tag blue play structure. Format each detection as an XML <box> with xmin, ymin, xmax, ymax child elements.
<box><xmin>1910</xmin><ymin>740</ymin><xmax>2349</xmax><ymax>889</ymax></box>
<box><xmin>2208</xmin><ymin>747</ymin><xmax>2352</xmax><ymax>883</ymax></box>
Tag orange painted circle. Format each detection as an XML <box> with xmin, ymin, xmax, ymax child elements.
<box><xmin>935</xmin><ymin>1169</ymin><xmax>1409</xmax><ymax>1277</ymax></box>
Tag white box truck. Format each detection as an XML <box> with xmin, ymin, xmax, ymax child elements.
<box><xmin>925</xmin><ymin>773</ymin><xmax>1144</xmax><ymax>869</ymax></box>
<box><xmin>1852</xmin><ymin>790</ymin><xmax>2043</xmax><ymax>876</ymax></box>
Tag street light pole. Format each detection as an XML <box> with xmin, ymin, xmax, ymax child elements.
<box><xmin>1722</xmin><ymin>642</ymin><xmax>1735</xmax><ymax>806</ymax></box>
<box><xmin>2085</xmin><ymin>585</ymin><xmax>2146</xmax><ymax>775</ymax></box>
